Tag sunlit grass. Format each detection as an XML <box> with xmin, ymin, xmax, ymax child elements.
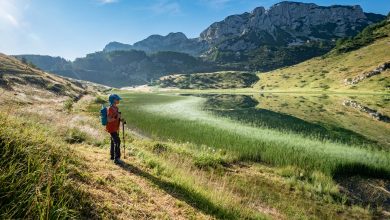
<box><xmin>86</xmin><ymin>93</ymin><xmax>377</xmax><ymax>219</ymax></box>
<box><xmin>118</xmin><ymin>92</ymin><xmax>390</xmax><ymax>178</ymax></box>
<box><xmin>0</xmin><ymin>112</ymin><xmax>93</xmax><ymax>219</ymax></box>
<box><xmin>254</xmin><ymin>34</ymin><xmax>390</xmax><ymax>93</ymax></box>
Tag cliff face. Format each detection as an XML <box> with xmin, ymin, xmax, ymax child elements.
<box><xmin>199</xmin><ymin>2</ymin><xmax>383</xmax><ymax>51</ymax></box>
<box><xmin>103</xmin><ymin>2</ymin><xmax>384</xmax><ymax>71</ymax></box>
<box><xmin>18</xmin><ymin>2</ymin><xmax>387</xmax><ymax>87</ymax></box>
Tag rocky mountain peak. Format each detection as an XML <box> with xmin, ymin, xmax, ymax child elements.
<box><xmin>104</xmin><ymin>32</ymin><xmax>207</xmax><ymax>56</ymax></box>
<box><xmin>166</xmin><ymin>32</ymin><xmax>188</xmax><ymax>40</ymax></box>
<box><xmin>104</xmin><ymin>1</ymin><xmax>385</xmax><ymax>71</ymax></box>
<box><xmin>199</xmin><ymin>1</ymin><xmax>380</xmax><ymax>47</ymax></box>
<box><xmin>251</xmin><ymin>7</ymin><xmax>265</xmax><ymax>15</ymax></box>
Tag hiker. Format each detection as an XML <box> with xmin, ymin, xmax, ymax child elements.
<box><xmin>107</xmin><ymin>94</ymin><xmax>122</xmax><ymax>164</ymax></box>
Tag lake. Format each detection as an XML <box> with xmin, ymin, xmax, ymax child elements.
<box><xmin>119</xmin><ymin>92</ymin><xmax>390</xmax><ymax>177</ymax></box>
<box><xmin>196</xmin><ymin>93</ymin><xmax>390</xmax><ymax>149</ymax></box>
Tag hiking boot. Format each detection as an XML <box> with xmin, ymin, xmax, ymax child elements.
<box><xmin>114</xmin><ymin>159</ymin><xmax>122</xmax><ymax>165</ymax></box>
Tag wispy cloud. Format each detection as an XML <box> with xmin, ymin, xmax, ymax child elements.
<box><xmin>0</xmin><ymin>0</ymin><xmax>23</xmax><ymax>28</ymax></box>
<box><xmin>198</xmin><ymin>0</ymin><xmax>231</xmax><ymax>10</ymax></box>
<box><xmin>148</xmin><ymin>0</ymin><xmax>182</xmax><ymax>16</ymax></box>
<box><xmin>0</xmin><ymin>0</ymin><xmax>41</xmax><ymax>47</ymax></box>
<box><xmin>97</xmin><ymin>0</ymin><xmax>118</xmax><ymax>5</ymax></box>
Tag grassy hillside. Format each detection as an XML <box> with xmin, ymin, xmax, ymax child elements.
<box><xmin>0</xmin><ymin>53</ymin><xmax>85</xmax><ymax>98</ymax></box>
<box><xmin>0</xmin><ymin>53</ymin><xmax>201</xmax><ymax>219</ymax></box>
<box><xmin>0</xmin><ymin>53</ymin><xmax>95</xmax><ymax>218</ymax></box>
<box><xmin>2</xmin><ymin>48</ymin><xmax>389</xmax><ymax>218</ymax></box>
<box><xmin>254</xmin><ymin>19</ymin><xmax>390</xmax><ymax>93</ymax></box>
<box><xmin>0</xmin><ymin>112</ymin><xmax>95</xmax><ymax>219</ymax></box>
<box><xmin>154</xmin><ymin>71</ymin><xmax>258</xmax><ymax>89</ymax></box>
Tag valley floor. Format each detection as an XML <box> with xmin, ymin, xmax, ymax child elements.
<box><xmin>1</xmin><ymin>88</ymin><xmax>389</xmax><ymax>219</ymax></box>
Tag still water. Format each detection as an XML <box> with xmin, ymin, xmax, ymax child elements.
<box><xmin>188</xmin><ymin>93</ymin><xmax>390</xmax><ymax>149</ymax></box>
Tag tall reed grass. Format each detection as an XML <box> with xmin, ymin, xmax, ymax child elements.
<box><xmin>0</xmin><ymin>113</ymin><xmax>90</xmax><ymax>219</ymax></box>
<box><xmin>119</xmin><ymin>93</ymin><xmax>390</xmax><ymax>178</ymax></box>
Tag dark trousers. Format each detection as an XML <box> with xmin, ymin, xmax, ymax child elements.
<box><xmin>110</xmin><ymin>132</ymin><xmax>121</xmax><ymax>160</ymax></box>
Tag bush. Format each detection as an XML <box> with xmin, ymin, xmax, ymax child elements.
<box><xmin>152</xmin><ymin>142</ymin><xmax>168</xmax><ymax>154</ymax></box>
<box><xmin>64</xmin><ymin>98</ymin><xmax>74</xmax><ymax>112</ymax></box>
<box><xmin>278</xmin><ymin>166</ymin><xmax>341</xmax><ymax>201</ymax></box>
<box><xmin>193</xmin><ymin>153</ymin><xmax>225</xmax><ymax>169</ymax></box>
<box><xmin>47</xmin><ymin>83</ymin><xmax>66</xmax><ymax>94</ymax></box>
<box><xmin>94</xmin><ymin>96</ymin><xmax>106</xmax><ymax>104</ymax></box>
<box><xmin>64</xmin><ymin>127</ymin><xmax>87</xmax><ymax>144</ymax></box>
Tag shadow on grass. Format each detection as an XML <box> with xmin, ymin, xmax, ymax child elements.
<box><xmin>333</xmin><ymin>163</ymin><xmax>390</xmax><ymax>180</ymax></box>
<box><xmin>117</xmin><ymin>161</ymin><xmax>247</xmax><ymax>220</ymax></box>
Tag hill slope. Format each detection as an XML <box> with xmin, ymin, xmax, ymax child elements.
<box><xmin>0</xmin><ymin>53</ymin><xmax>213</xmax><ymax>219</ymax></box>
<box><xmin>254</xmin><ymin>18</ymin><xmax>390</xmax><ymax>93</ymax></box>
<box><xmin>0</xmin><ymin>53</ymin><xmax>85</xmax><ymax>99</ymax></box>
<box><xmin>155</xmin><ymin>71</ymin><xmax>259</xmax><ymax>89</ymax></box>
<box><xmin>2</xmin><ymin>53</ymin><xmax>389</xmax><ymax>219</ymax></box>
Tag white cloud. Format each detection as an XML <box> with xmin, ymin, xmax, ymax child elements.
<box><xmin>0</xmin><ymin>0</ymin><xmax>43</xmax><ymax>56</ymax></box>
<box><xmin>148</xmin><ymin>0</ymin><xmax>182</xmax><ymax>15</ymax></box>
<box><xmin>4</xmin><ymin>13</ymin><xmax>20</xmax><ymax>27</ymax></box>
<box><xmin>0</xmin><ymin>0</ymin><xmax>23</xmax><ymax>28</ymax></box>
<box><xmin>98</xmin><ymin>0</ymin><xmax>118</xmax><ymax>5</ymax></box>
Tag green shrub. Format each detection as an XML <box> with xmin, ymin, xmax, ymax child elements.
<box><xmin>320</xmin><ymin>84</ymin><xmax>330</xmax><ymax>90</ymax></box>
<box><xmin>278</xmin><ymin>166</ymin><xmax>341</xmax><ymax>201</ymax></box>
<box><xmin>94</xmin><ymin>96</ymin><xmax>106</xmax><ymax>104</ymax></box>
<box><xmin>193</xmin><ymin>153</ymin><xmax>225</xmax><ymax>169</ymax></box>
<box><xmin>47</xmin><ymin>83</ymin><xmax>66</xmax><ymax>94</ymax></box>
<box><xmin>64</xmin><ymin>127</ymin><xmax>87</xmax><ymax>144</ymax></box>
<box><xmin>63</xmin><ymin>98</ymin><xmax>74</xmax><ymax>112</ymax></box>
<box><xmin>152</xmin><ymin>142</ymin><xmax>168</xmax><ymax>154</ymax></box>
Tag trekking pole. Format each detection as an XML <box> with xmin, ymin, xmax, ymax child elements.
<box><xmin>122</xmin><ymin>119</ymin><xmax>126</xmax><ymax>159</ymax></box>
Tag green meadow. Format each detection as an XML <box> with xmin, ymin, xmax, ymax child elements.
<box><xmin>118</xmin><ymin>92</ymin><xmax>390</xmax><ymax>178</ymax></box>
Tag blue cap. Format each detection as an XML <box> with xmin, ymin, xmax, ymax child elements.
<box><xmin>109</xmin><ymin>94</ymin><xmax>122</xmax><ymax>105</ymax></box>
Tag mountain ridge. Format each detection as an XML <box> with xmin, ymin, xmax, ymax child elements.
<box><xmin>15</xmin><ymin>1</ymin><xmax>387</xmax><ymax>87</ymax></box>
<box><xmin>106</xmin><ymin>2</ymin><xmax>384</xmax><ymax>58</ymax></box>
<box><xmin>104</xmin><ymin>32</ymin><xmax>208</xmax><ymax>56</ymax></box>
<box><xmin>15</xmin><ymin>50</ymin><xmax>220</xmax><ymax>87</ymax></box>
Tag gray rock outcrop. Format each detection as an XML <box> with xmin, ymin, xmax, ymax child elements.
<box><xmin>344</xmin><ymin>61</ymin><xmax>390</xmax><ymax>85</ymax></box>
<box><xmin>200</xmin><ymin>1</ymin><xmax>383</xmax><ymax>51</ymax></box>
<box><xmin>104</xmin><ymin>2</ymin><xmax>385</xmax><ymax>56</ymax></box>
<box><xmin>343</xmin><ymin>100</ymin><xmax>390</xmax><ymax>123</ymax></box>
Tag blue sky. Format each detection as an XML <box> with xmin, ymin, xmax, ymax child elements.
<box><xmin>0</xmin><ymin>0</ymin><xmax>388</xmax><ymax>60</ymax></box>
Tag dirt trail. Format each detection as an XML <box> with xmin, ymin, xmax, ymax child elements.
<box><xmin>74</xmin><ymin>145</ymin><xmax>212</xmax><ymax>220</ymax></box>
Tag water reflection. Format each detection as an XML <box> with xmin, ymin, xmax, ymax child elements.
<box><xmin>187</xmin><ymin>93</ymin><xmax>390</xmax><ymax>149</ymax></box>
